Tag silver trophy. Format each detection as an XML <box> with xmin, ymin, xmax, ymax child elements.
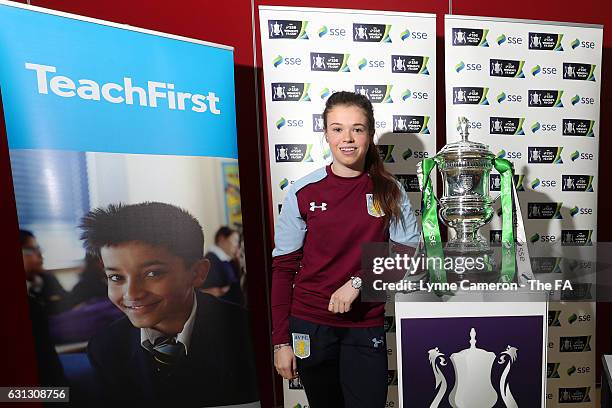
<box><xmin>435</xmin><ymin>117</ymin><xmax>495</xmax><ymax>253</ymax></box>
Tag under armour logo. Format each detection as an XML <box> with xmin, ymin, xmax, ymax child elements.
<box><xmin>372</xmin><ymin>337</ymin><xmax>384</xmax><ymax>348</ymax></box>
<box><xmin>309</xmin><ymin>202</ymin><xmax>327</xmax><ymax>212</ymax></box>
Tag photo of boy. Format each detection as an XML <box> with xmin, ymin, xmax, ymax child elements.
<box><xmin>80</xmin><ymin>202</ymin><xmax>258</xmax><ymax>407</ymax></box>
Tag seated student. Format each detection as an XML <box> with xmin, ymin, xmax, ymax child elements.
<box><xmin>21</xmin><ymin>230</ymin><xmax>69</xmax><ymax>315</ymax></box>
<box><xmin>200</xmin><ymin>226</ymin><xmax>244</xmax><ymax>306</ymax></box>
<box><xmin>64</xmin><ymin>253</ymin><xmax>108</xmax><ymax>309</ymax></box>
<box><xmin>80</xmin><ymin>202</ymin><xmax>258</xmax><ymax>407</ymax></box>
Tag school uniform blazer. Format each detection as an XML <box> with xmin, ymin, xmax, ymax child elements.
<box><xmin>87</xmin><ymin>291</ymin><xmax>258</xmax><ymax>407</ymax></box>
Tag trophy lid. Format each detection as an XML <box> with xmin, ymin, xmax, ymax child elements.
<box><xmin>437</xmin><ymin>117</ymin><xmax>494</xmax><ymax>159</ymax></box>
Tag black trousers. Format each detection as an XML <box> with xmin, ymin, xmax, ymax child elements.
<box><xmin>289</xmin><ymin>316</ymin><xmax>388</xmax><ymax>408</ymax></box>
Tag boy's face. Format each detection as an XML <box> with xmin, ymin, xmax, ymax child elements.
<box><xmin>22</xmin><ymin>237</ymin><xmax>43</xmax><ymax>280</ymax></box>
<box><xmin>101</xmin><ymin>241</ymin><xmax>207</xmax><ymax>334</ymax></box>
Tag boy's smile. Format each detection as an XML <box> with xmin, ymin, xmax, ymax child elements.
<box><xmin>101</xmin><ymin>241</ymin><xmax>206</xmax><ymax>335</ymax></box>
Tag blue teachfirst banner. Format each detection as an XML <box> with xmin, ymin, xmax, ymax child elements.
<box><xmin>0</xmin><ymin>2</ymin><xmax>237</xmax><ymax>158</ymax></box>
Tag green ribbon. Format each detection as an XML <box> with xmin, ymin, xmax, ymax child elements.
<box><xmin>493</xmin><ymin>158</ymin><xmax>516</xmax><ymax>283</ymax></box>
<box><xmin>419</xmin><ymin>158</ymin><xmax>447</xmax><ymax>285</ymax></box>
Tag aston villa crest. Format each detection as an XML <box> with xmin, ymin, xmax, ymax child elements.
<box><xmin>292</xmin><ymin>333</ymin><xmax>310</xmax><ymax>359</ymax></box>
<box><xmin>366</xmin><ymin>193</ymin><xmax>385</xmax><ymax>217</ymax></box>
<box><xmin>428</xmin><ymin>328</ymin><xmax>518</xmax><ymax>407</ymax></box>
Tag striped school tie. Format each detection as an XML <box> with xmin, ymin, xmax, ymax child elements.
<box><xmin>143</xmin><ymin>336</ymin><xmax>186</xmax><ymax>366</ymax></box>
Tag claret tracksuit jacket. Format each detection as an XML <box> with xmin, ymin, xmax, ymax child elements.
<box><xmin>271</xmin><ymin>165</ymin><xmax>420</xmax><ymax>345</ymax></box>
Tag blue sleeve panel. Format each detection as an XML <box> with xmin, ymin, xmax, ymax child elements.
<box><xmin>272</xmin><ymin>167</ymin><xmax>327</xmax><ymax>257</ymax></box>
<box><xmin>389</xmin><ymin>183</ymin><xmax>421</xmax><ymax>247</ymax></box>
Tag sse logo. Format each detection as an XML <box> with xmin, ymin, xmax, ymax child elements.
<box><xmin>275</xmin><ymin>116</ymin><xmax>304</xmax><ymax>130</ymax></box>
<box><xmin>455</xmin><ymin>60</ymin><xmax>482</xmax><ymax>73</ymax></box>
<box><xmin>272</xmin><ymin>55</ymin><xmax>303</xmax><ymax>68</ymax></box>
<box><xmin>571</xmin><ymin>38</ymin><xmax>596</xmax><ymax>49</ymax></box>
<box><xmin>570</xmin><ymin>150</ymin><xmax>594</xmax><ymax>161</ymax></box>
<box><xmin>496</xmin><ymin>149</ymin><xmax>522</xmax><ymax>160</ymax></box>
<box><xmin>571</xmin><ymin>94</ymin><xmax>596</xmax><ymax>105</ymax></box>
<box><xmin>400</xmin><ymin>29</ymin><xmax>429</xmax><ymax>41</ymax></box>
<box><xmin>567</xmin><ymin>365</ymin><xmax>592</xmax><ymax>376</ymax></box>
<box><xmin>531</xmin><ymin>178</ymin><xmax>557</xmax><ymax>190</ymax></box>
<box><xmin>402</xmin><ymin>148</ymin><xmax>429</xmax><ymax>160</ymax></box>
<box><xmin>357</xmin><ymin>58</ymin><xmax>385</xmax><ymax>70</ymax></box>
<box><xmin>401</xmin><ymin>89</ymin><xmax>429</xmax><ymax>101</ymax></box>
<box><xmin>530</xmin><ymin>233</ymin><xmax>558</xmax><ymax>243</ymax></box>
<box><xmin>569</xmin><ymin>206</ymin><xmax>593</xmax><ymax>217</ymax></box>
<box><xmin>318</xmin><ymin>25</ymin><xmax>347</xmax><ymax>38</ymax></box>
<box><xmin>531</xmin><ymin>65</ymin><xmax>557</xmax><ymax>76</ymax></box>
<box><xmin>319</xmin><ymin>87</ymin><xmax>341</xmax><ymax>101</ymax></box>
<box><xmin>496</xmin><ymin>33</ymin><xmax>523</xmax><ymax>46</ymax></box>
<box><xmin>278</xmin><ymin>178</ymin><xmax>295</xmax><ymax>190</ymax></box>
<box><xmin>530</xmin><ymin>122</ymin><xmax>557</xmax><ymax>133</ymax></box>
<box><xmin>495</xmin><ymin>91</ymin><xmax>522</xmax><ymax>104</ymax></box>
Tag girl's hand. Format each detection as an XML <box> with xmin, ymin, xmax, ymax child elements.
<box><xmin>328</xmin><ymin>280</ymin><xmax>360</xmax><ymax>313</ymax></box>
<box><xmin>274</xmin><ymin>346</ymin><xmax>298</xmax><ymax>379</ymax></box>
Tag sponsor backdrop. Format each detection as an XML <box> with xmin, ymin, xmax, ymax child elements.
<box><xmin>259</xmin><ymin>6</ymin><xmax>437</xmax><ymax>407</ymax></box>
<box><xmin>445</xmin><ymin>15</ymin><xmax>602</xmax><ymax>407</ymax></box>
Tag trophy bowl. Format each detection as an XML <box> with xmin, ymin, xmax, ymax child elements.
<box><xmin>418</xmin><ymin>116</ymin><xmax>524</xmax><ymax>282</ymax></box>
<box><xmin>434</xmin><ymin>117</ymin><xmax>495</xmax><ymax>253</ymax></box>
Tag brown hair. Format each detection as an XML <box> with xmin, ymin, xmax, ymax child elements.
<box><xmin>323</xmin><ymin>91</ymin><xmax>403</xmax><ymax>226</ymax></box>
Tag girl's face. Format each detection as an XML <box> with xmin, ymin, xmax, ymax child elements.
<box><xmin>325</xmin><ymin>104</ymin><xmax>371</xmax><ymax>174</ymax></box>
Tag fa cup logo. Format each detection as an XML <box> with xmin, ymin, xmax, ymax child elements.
<box><xmin>428</xmin><ymin>328</ymin><xmax>519</xmax><ymax>407</ymax></box>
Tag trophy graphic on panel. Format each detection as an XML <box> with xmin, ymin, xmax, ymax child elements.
<box><xmin>428</xmin><ymin>328</ymin><xmax>519</xmax><ymax>408</ymax></box>
<box><xmin>417</xmin><ymin>117</ymin><xmax>522</xmax><ymax>284</ymax></box>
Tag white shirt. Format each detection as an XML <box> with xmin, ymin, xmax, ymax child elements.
<box><xmin>140</xmin><ymin>291</ymin><xmax>197</xmax><ymax>355</ymax></box>
<box><xmin>209</xmin><ymin>244</ymin><xmax>231</xmax><ymax>262</ymax></box>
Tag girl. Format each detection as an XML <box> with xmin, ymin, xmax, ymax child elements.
<box><xmin>271</xmin><ymin>91</ymin><xmax>420</xmax><ymax>407</ymax></box>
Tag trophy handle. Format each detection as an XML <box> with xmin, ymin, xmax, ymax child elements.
<box><xmin>427</xmin><ymin>348</ymin><xmax>447</xmax><ymax>408</ymax></box>
<box><xmin>498</xmin><ymin>346</ymin><xmax>518</xmax><ymax>408</ymax></box>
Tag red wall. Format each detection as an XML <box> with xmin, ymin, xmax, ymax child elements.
<box><xmin>0</xmin><ymin>1</ymin><xmax>608</xmax><ymax>407</ymax></box>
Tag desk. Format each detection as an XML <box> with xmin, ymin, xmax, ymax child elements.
<box><xmin>603</xmin><ymin>355</ymin><xmax>612</xmax><ymax>407</ymax></box>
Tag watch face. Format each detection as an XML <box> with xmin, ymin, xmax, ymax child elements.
<box><xmin>352</xmin><ymin>277</ymin><xmax>362</xmax><ymax>289</ymax></box>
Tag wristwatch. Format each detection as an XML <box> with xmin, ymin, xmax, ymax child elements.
<box><xmin>350</xmin><ymin>276</ymin><xmax>362</xmax><ymax>290</ymax></box>
<box><xmin>274</xmin><ymin>343</ymin><xmax>290</xmax><ymax>352</ymax></box>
